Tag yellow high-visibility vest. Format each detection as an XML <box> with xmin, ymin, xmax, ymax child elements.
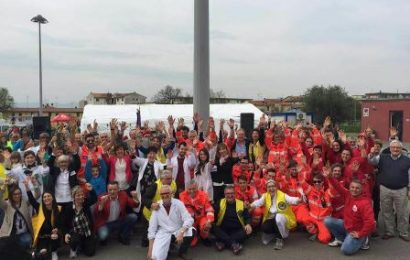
<box><xmin>216</xmin><ymin>199</ymin><xmax>245</xmax><ymax>227</ymax></box>
<box><xmin>262</xmin><ymin>190</ymin><xmax>296</xmax><ymax>230</ymax></box>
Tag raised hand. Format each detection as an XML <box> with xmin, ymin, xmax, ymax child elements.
<box><xmin>178</xmin><ymin>118</ymin><xmax>184</xmax><ymax>127</ymax></box>
<box><xmin>93</xmin><ymin>119</ymin><xmax>98</xmax><ymax>131</ymax></box>
<box><xmin>110</xmin><ymin>119</ymin><xmax>118</xmax><ymax>130</ymax></box>
<box><xmin>351</xmin><ymin>160</ymin><xmax>360</xmax><ymax>173</ymax></box>
<box><xmin>120</xmin><ymin>121</ymin><xmax>127</xmax><ymax>131</ymax></box>
<box><xmin>322</xmin><ymin>166</ymin><xmax>331</xmax><ymax>178</ymax></box>
<box><xmin>227</xmin><ymin>118</ymin><xmax>235</xmax><ymax>129</ymax></box>
<box><xmin>389</xmin><ymin>127</ymin><xmax>398</xmax><ymax>138</ymax></box>
<box><xmin>324</xmin><ymin>116</ymin><xmax>332</xmax><ymax>128</ymax></box>
<box><xmin>167</xmin><ymin>115</ymin><xmax>175</xmax><ymax>126</ymax></box>
<box><xmin>193</xmin><ymin>112</ymin><xmax>200</xmax><ymax>123</ymax></box>
<box><xmin>338</xmin><ymin>130</ymin><xmax>347</xmax><ymax>143</ymax></box>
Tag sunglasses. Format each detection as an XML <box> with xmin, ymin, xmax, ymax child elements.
<box><xmin>313</xmin><ymin>181</ymin><xmax>323</xmax><ymax>184</ymax></box>
<box><xmin>160</xmin><ymin>192</ymin><xmax>171</xmax><ymax>196</ymax></box>
<box><xmin>86</xmin><ymin>140</ymin><xmax>94</xmax><ymax>143</ymax></box>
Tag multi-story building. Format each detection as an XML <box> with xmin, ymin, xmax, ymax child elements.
<box><xmin>170</xmin><ymin>96</ymin><xmax>252</xmax><ymax>104</ymax></box>
<box><xmin>2</xmin><ymin>106</ymin><xmax>83</xmax><ymax>124</ymax></box>
<box><xmin>251</xmin><ymin>96</ymin><xmax>304</xmax><ymax>115</ymax></box>
<box><xmin>81</xmin><ymin>92</ymin><xmax>147</xmax><ymax>106</ymax></box>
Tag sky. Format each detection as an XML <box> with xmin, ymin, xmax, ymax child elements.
<box><xmin>1</xmin><ymin>0</ymin><xmax>409</xmax><ymax>106</ymax></box>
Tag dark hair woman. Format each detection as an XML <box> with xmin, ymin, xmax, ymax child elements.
<box><xmin>27</xmin><ymin>188</ymin><xmax>61</xmax><ymax>260</ymax></box>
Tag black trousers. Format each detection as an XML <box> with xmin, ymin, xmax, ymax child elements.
<box><xmin>372</xmin><ymin>184</ymin><xmax>380</xmax><ymax>222</ymax></box>
<box><xmin>212</xmin><ymin>225</ymin><xmax>247</xmax><ymax>246</ymax></box>
<box><xmin>141</xmin><ymin>217</ymin><xmax>149</xmax><ymax>243</ymax></box>
<box><xmin>262</xmin><ymin>218</ymin><xmax>283</xmax><ymax>239</ymax></box>
<box><xmin>68</xmin><ymin>233</ymin><xmax>97</xmax><ymax>257</ymax></box>
<box><xmin>36</xmin><ymin>236</ymin><xmax>60</xmax><ymax>256</ymax></box>
<box><xmin>170</xmin><ymin>231</ymin><xmax>194</xmax><ymax>255</ymax></box>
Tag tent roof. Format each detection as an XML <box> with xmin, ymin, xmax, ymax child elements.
<box><xmin>80</xmin><ymin>104</ymin><xmax>263</xmax><ymax>132</ymax></box>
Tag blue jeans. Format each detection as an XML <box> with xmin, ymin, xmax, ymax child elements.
<box><xmin>324</xmin><ymin>217</ymin><xmax>366</xmax><ymax>256</ymax></box>
<box><xmin>98</xmin><ymin>214</ymin><xmax>138</xmax><ymax>241</ymax></box>
<box><xmin>16</xmin><ymin>232</ymin><xmax>32</xmax><ymax>250</ymax></box>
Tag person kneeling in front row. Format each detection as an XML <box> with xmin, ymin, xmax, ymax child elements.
<box><xmin>147</xmin><ymin>185</ymin><xmax>194</xmax><ymax>260</ymax></box>
<box><xmin>250</xmin><ymin>180</ymin><xmax>301</xmax><ymax>250</ymax></box>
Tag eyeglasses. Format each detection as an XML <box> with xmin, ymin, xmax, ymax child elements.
<box><xmin>313</xmin><ymin>181</ymin><xmax>323</xmax><ymax>184</ymax></box>
<box><xmin>160</xmin><ymin>192</ymin><xmax>171</xmax><ymax>196</ymax></box>
<box><xmin>86</xmin><ymin>139</ymin><xmax>94</xmax><ymax>143</ymax></box>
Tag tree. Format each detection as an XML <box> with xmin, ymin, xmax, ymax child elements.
<box><xmin>210</xmin><ymin>89</ymin><xmax>226</xmax><ymax>98</ymax></box>
<box><xmin>303</xmin><ymin>85</ymin><xmax>356</xmax><ymax>124</ymax></box>
<box><xmin>152</xmin><ymin>85</ymin><xmax>183</xmax><ymax>104</ymax></box>
<box><xmin>0</xmin><ymin>87</ymin><xmax>14</xmax><ymax>112</ymax></box>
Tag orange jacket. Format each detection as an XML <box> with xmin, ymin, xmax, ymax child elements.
<box><xmin>179</xmin><ymin>190</ymin><xmax>214</xmax><ymax>222</ymax></box>
<box><xmin>301</xmin><ymin>182</ymin><xmax>332</xmax><ymax>220</ymax></box>
<box><xmin>234</xmin><ymin>185</ymin><xmax>259</xmax><ymax>203</ymax></box>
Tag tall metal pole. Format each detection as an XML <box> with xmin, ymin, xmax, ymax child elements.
<box><xmin>38</xmin><ymin>22</ymin><xmax>43</xmax><ymax>116</ymax></box>
<box><xmin>194</xmin><ymin>0</ymin><xmax>210</xmax><ymax>123</ymax></box>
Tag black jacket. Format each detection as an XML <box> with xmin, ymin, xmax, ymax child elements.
<box><xmin>61</xmin><ymin>190</ymin><xmax>97</xmax><ymax>235</ymax></box>
<box><xmin>46</xmin><ymin>154</ymin><xmax>80</xmax><ymax>195</ymax></box>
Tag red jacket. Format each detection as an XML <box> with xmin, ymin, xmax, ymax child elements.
<box><xmin>328</xmin><ymin>177</ymin><xmax>375</xmax><ymax>237</ymax></box>
<box><xmin>106</xmin><ymin>155</ymin><xmax>133</xmax><ymax>184</ymax></box>
<box><xmin>94</xmin><ymin>191</ymin><xmax>139</xmax><ymax>229</ymax></box>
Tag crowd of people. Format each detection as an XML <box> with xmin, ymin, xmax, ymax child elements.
<box><xmin>0</xmin><ymin>113</ymin><xmax>409</xmax><ymax>260</ymax></box>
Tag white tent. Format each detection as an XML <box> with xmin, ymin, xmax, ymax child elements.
<box><xmin>80</xmin><ymin>104</ymin><xmax>264</xmax><ymax>133</ymax></box>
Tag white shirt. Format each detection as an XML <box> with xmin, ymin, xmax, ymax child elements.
<box><xmin>55</xmin><ymin>169</ymin><xmax>72</xmax><ymax>203</ymax></box>
<box><xmin>114</xmin><ymin>159</ymin><xmax>129</xmax><ymax>191</ymax></box>
<box><xmin>251</xmin><ymin>192</ymin><xmax>300</xmax><ymax>215</ymax></box>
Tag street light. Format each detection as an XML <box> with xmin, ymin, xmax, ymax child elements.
<box><xmin>31</xmin><ymin>14</ymin><xmax>48</xmax><ymax>116</ymax></box>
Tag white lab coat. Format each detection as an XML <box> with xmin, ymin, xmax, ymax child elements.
<box><xmin>148</xmin><ymin>198</ymin><xmax>194</xmax><ymax>260</ymax></box>
<box><xmin>251</xmin><ymin>193</ymin><xmax>300</xmax><ymax>238</ymax></box>
<box><xmin>167</xmin><ymin>152</ymin><xmax>197</xmax><ymax>189</ymax></box>
<box><xmin>193</xmin><ymin>162</ymin><xmax>213</xmax><ymax>201</ymax></box>
<box><xmin>132</xmin><ymin>157</ymin><xmax>164</xmax><ymax>211</ymax></box>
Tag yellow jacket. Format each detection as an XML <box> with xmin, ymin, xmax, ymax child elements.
<box><xmin>262</xmin><ymin>190</ymin><xmax>296</xmax><ymax>230</ymax></box>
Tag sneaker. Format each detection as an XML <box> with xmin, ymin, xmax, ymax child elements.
<box><xmin>178</xmin><ymin>253</ymin><xmax>193</xmax><ymax>260</ymax></box>
<box><xmin>69</xmin><ymin>249</ymin><xmax>77</xmax><ymax>258</ymax></box>
<box><xmin>274</xmin><ymin>238</ymin><xmax>284</xmax><ymax>250</ymax></box>
<box><xmin>215</xmin><ymin>241</ymin><xmax>225</xmax><ymax>251</ymax></box>
<box><xmin>261</xmin><ymin>233</ymin><xmax>275</xmax><ymax>245</ymax></box>
<box><xmin>51</xmin><ymin>251</ymin><xmax>59</xmax><ymax>260</ymax></box>
<box><xmin>308</xmin><ymin>234</ymin><xmax>317</xmax><ymax>241</ymax></box>
<box><xmin>231</xmin><ymin>243</ymin><xmax>243</xmax><ymax>255</ymax></box>
<box><xmin>328</xmin><ymin>239</ymin><xmax>343</xmax><ymax>247</ymax></box>
<box><xmin>119</xmin><ymin>236</ymin><xmax>130</xmax><ymax>245</ymax></box>
<box><xmin>141</xmin><ymin>239</ymin><xmax>149</xmax><ymax>247</ymax></box>
<box><xmin>360</xmin><ymin>237</ymin><xmax>370</xmax><ymax>250</ymax></box>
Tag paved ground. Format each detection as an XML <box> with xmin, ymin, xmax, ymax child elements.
<box><xmin>59</xmin><ymin>224</ymin><xmax>410</xmax><ymax>260</ymax></box>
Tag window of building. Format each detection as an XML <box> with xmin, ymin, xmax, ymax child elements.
<box><xmin>96</xmin><ymin>98</ymin><xmax>99</xmax><ymax>102</ymax></box>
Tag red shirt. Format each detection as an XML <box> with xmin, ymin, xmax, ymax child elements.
<box><xmin>176</xmin><ymin>156</ymin><xmax>185</xmax><ymax>188</ymax></box>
